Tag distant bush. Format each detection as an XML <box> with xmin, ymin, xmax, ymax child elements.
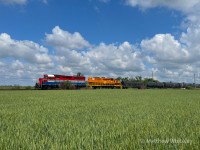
<box><xmin>59</xmin><ymin>81</ymin><xmax>75</xmax><ymax>90</ymax></box>
<box><xmin>11</xmin><ymin>85</ymin><xmax>21</xmax><ymax>90</ymax></box>
<box><xmin>186</xmin><ymin>85</ymin><xmax>195</xmax><ymax>90</ymax></box>
<box><xmin>25</xmin><ymin>86</ymin><xmax>33</xmax><ymax>90</ymax></box>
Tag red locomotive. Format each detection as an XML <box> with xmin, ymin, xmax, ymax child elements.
<box><xmin>35</xmin><ymin>74</ymin><xmax>86</xmax><ymax>90</ymax></box>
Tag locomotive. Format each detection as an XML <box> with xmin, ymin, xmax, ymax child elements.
<box><xmin>35</xmin><ymin>74</ymin><xmax>86</xmax><ymax>90</ymax></box>
<box><xmin>35</xmin><ymin>74</ymin><xmax>122</xmax><ymax>89</ymax></box>
<box><xmin>88</xmin><ymin>77</ymin><xmax>122</xmax><ymax>89</ymax></box>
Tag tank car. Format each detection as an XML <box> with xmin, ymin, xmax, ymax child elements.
<box><xmin>122</xmin><ymin>81</ymin><xmax>145</xmax><ymax>89</ymax></box>
<box><xmin>146</xmin><ymin>82</ymin><xmax>164</xmax><ymax>88</ymax></box>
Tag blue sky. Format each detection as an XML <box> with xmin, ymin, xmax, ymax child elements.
<box><xmin>0</xmin><ymin>0</ymin><xmax>200</xmax><ymax>85</ymax></box>
<box><xmin>0</xmin><ymin>0</ymin><xmax>183</xmax><ymax>43</ymax></box>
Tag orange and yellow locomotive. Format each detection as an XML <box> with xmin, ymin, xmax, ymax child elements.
<box><xmin>88</xmin><ymin>77</ymin><xmax>122</xmax><ymax>89</ymax></box>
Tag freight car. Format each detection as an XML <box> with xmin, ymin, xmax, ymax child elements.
<box><xmin>163</xmin><ymin>82</ymin><xmax>184</xmax><ymax>88</ymax></box>
<box><xmin>88</xmin><ymin>77</ymin><xmax>122</xmax><ymax>89</ymax></box>
<box><xmin>122</xmin><ymin>81</ymin><xmax>145</xmax><ymax>89</ymax></box>
<box><xmin>122</xmin><ymin>81</ymin><xmax>191</xmax><ymax>89</ymax></box>
<box><xmin>35</xmin><ymin>74</ymin><xmax>86</xmax><ymax>90</ymax></box>
<box><xmin>146</xmin><ymin>82</ymin><xmax>164</xmax><ymax>88</ymax></box>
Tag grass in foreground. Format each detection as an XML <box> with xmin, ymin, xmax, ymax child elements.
<box><xmin>0</xmin><ymin>89</ymin><xmax>199</xmax><ymax>149</ymax></box>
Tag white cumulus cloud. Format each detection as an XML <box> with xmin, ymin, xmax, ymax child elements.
<box><xmin>140</xmin><ymin>32</ymin><xmax>200</xmax><ymax>83</ymax></box>
<box><xmin>141</xmin><ymin>34</ymin><xmax>190</xmax><ymax>63</ymax></box>
<box><xmin>125</xmin><ymin>0</ymin><xmax>200</xmax><ymax>14</ymax></box>
<box><xmin>0</xmin><ymin>33</ymin><xmax>51</xmax><ymax>64</ymax></box>
<box><xmin>86</xmin><ymin>42</ymin><xmax>144</xmax><ymax>74</ymax></box>
<box><xmin>44</xmin><ymin>27</ymin><xmax>145</xmax><ymax>77</ymax></box>
<box><xmin>45</xmin><ymin>26</ymin><xmax>90</xmax><ymax>50</ymax></box>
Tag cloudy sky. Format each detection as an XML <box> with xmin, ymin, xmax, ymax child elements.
<box><xmin>0</xmin><ymin>0</ymin><xmax>200</xmax><ymax>85</ymax></box>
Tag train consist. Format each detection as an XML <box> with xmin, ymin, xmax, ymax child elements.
<box><xmin>35</xmin><ymin>74</ymin><xmax>122</xmax><ymax>90</ymax></box>
<box><xmin>35</xmin><ymin>74</ymin><xmax>199</xmax><ymax>90</ymax></box>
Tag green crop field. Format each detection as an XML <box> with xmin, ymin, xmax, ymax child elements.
<box><xmin>0</xmin><ymin>89</ymin><xmax>199</xmax><ymax>149</ymax></box>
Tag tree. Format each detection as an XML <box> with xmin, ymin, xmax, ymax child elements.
<box><xmin>122</xmin><ymin>77</ymin><xmax>129</xmax><ymax>82</ymax></box>
<box><xmin>134</xmin><ymin>76</ymin><xmax>143</xmax><ymax>82</ymax></box>
<box><xmin>77</xmin><ymin>72</ymin><xmax>83</xmax><ymax>77</ymax></box>
<box><xmin>144</xmin><ymin>78</ymin><xmax>159</xmax><ymax>84</ymax></box>
<box><xmin>116</xmin><ymin>77</ymin><xmax>122</xmax><ymax>81</ymax></box>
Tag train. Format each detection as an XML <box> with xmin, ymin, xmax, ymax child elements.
<box><xmin>35</xmin><ymin>74</ymin><xmax>122</xmax><ymax>90</ymax></box>
<box><xmin>35</xmin><ymin>74</ymin><xmax>199</xmax><ymax>90</ymax></box>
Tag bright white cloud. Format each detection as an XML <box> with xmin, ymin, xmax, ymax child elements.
<box><xmin>181</xmin><ymin>25</ymin><xmax>200</xmax><ymax>47</ymax></box>
<box><xmin>86</xmin><ymin>42</ymin><xmax>144</xmax><ymax>74</ymax></box>
<box><xmin>141</xmin><ymin>34</ymin><xmax>190</xmax><ymax>63</ymax></box>
<box><xmin>45</xmin><ymin>27</ymin><xmax>145</xmax><ymax>77</ymax></box>
<box><xmin>0</xmin><ymin>58</ymin><xmax>56</xmax><ymax>86</ymax></box>
<box><xmin>140</xmin><ymin>31</ymin><xmax>200</xmax><ymax>83</ymax></box>
<box><xmin>0</xmin><ymin>33</ymin><xmax>51</xmax><ymax>64</ymax></box>
<box><xmin>0</xmin><ymin>33</ymin><xmax>54</xmax><ymax>85</ymax></box>
<box><xmin>45</xmin><ymin>26</ymin><xmax>90</xmax><ymax>50</ymax></box>
<box><xmin>0</xmin><ymin>0</ymin><xmax>27</xmax><ymax>5</ymax></box>
<box><xmin>125</xmin><ymin>0</ymin><xmax>200</xmax><ymax>14</ymax></box>
<box><xmin>180</xmin><ymin>24</ymin><xmax>200</xmax><ymax>64</ymax></box>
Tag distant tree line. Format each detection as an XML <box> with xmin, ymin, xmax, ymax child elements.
<box><xmin>116</xmin><ymin>75</ymin><xmax>159</xmax><ymax>83</ymax></box>
<box><xmin>0</xmin><ymin>85</ymin><xmax>34</xmax><ymax>90</ymax></box>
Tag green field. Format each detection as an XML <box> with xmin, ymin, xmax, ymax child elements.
<box><xmin>0</xmin><ymin>89</ymin><xmax>199</xmax><ymax>149</ymax></box>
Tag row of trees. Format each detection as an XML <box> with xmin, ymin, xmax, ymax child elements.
<box><xmin>116</xmin><ymin>76</ymin><xmax>159</xmax><ymax>83</ymax></box>
<box><xmin>0</xmin><ymin>85</ymin><xmax>34</xmax><ymax>90</ymax></box>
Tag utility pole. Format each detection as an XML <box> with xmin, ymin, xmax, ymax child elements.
<box><xmin>194</xmin><ymin>73</ymin><xmax>196</xmax><ymax>88</ymax></box>
<box><xmin>152</xmin><ymin>71</ymin><xmax>153</xmax><ymax>80</ymax></box>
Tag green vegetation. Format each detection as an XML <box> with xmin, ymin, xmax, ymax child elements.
<box><xmin>0</xmin><ymin>85</ymin><xmax>34</xmax><ymax>90</ymax></box>
<box><xmin>185</xmin><ymin>85</ymin><xmax>195</xmax><ymax>90</ymax></box>
<box><xmin>59</xmin><ymin>81</ymin><xmax>75</xmax><ymax>90</ymax></box>
<box><xmin>0</xmin><ymin>89</ymin><xmax>199</xmax><ymax>149</ymax></box>
<box><xmin>117</xmin><ymin>75</ymin><xmax>159</xmax><ymax>83</ymax></box>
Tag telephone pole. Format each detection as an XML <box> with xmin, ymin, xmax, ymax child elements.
<box><xmin>194</xmin><ymin>73</ymin><xmax>196</xmax><ymax>88</ymax></box>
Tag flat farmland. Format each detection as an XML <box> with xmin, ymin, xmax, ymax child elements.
<box><xmin>0</xmin><ymin>89</ymin><xmax>199</xmax><ymax>149</ymax></box>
